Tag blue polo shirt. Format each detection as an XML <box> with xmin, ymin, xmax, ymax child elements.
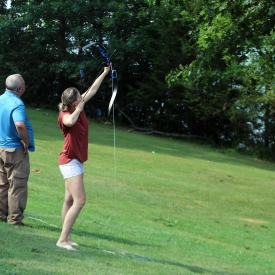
<box><xmin>0</xmin><ymin>91</ymin><xmax>35</xmax><ymax>152</ymax></box>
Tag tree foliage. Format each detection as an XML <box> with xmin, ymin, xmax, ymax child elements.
<box><xmin>1</xmin><ymin>0</ymin><xmax>275</xmax><ymax>157</ymax></box>
<box><xmin>166</xmin><ymin>0</ymin><xmax>275</xmax><ymax>156</ymax></box>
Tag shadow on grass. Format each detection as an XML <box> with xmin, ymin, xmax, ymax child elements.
<box><xmin>0</xmin><ymin>222</ymin><xmax>246</xmax><ymax>275</ymax></box>
<box><xmin>30</xmin><ymin>223</ymin><xmax>241</xmax><ymax>275</ymax></box>
<box><xmin>131</xmin><ymin>254</ymin><xmax>228</xmax><ymax>275</ymax></box>
<box><xmin>0</xmin><ymin>223</ymin><xmax>84</xmax><ymax>274</ymax></box>
<box><xmin>33</xmin><ymin>223</ymin><xmax>151</xmax><ymax>247</ymax></box>
<box><xmin>90</xmin><ymin>246</ymin><xmax>243</xmax><ymax>275</ymax></box>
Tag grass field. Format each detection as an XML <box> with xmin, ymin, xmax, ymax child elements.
<box><xmin>0</xmin><ymin>107</ymin><xmax>275</xmax><ymax>275</ymax></box>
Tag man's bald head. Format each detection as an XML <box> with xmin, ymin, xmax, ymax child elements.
<box><xmin>5</xmin><ymin>74</ymin><xmax>25</xmax><ymax>96</ymax></box>
<box><xmin>6</xmin><ymin>74</ymin><xmax>24</xmax><ymax>92</ymax></box>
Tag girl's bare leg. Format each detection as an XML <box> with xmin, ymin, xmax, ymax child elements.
<box><xmin>56</xmin><ymin>174</ymin><xmax>86</xmax><ymax>249</ymax></box>
<box><xmin>60</xmin><ymin>186</ymin><xmax>77</xmax><ymax>244</ymax></box>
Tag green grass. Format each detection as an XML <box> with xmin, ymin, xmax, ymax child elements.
<box><xmin>0</xmin><ymin>107</ymin><xmax>275</xmax><ymax>275</ymax></box>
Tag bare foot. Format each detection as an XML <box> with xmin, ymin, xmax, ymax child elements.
<box><xmin>69</xmin><ymin>242</ymin><xmax>79</xmax><ymax>246</ymax></box>
<box><xmin>56</xmin><ymin>242</ymin><xmax>77</xmax><ymax>251</ymax></box>
<box><xmin>67</xmin><ymin>238</ymin><xmax>79</xmax><ymax>246</ymax></box>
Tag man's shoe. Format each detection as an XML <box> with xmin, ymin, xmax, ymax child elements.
<box><xmin>12</xmin><ymin>222</ymin><xmax>32</xmax><ymax>227</ymax></box>
<box><xmin>19</xmin><ymin>222</ymin><xmax>32</xmax><ymax>227</ymax></box>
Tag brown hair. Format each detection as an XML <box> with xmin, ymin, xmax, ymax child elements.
<box><xmin>58</xmin><ymin>87</ymin><xmax>79</xmax><ymax>111</ymax></box>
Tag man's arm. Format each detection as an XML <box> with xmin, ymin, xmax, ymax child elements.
<box><xmin>15</xmin><ymin>121</ymin><xmax>29</xmax><ymax>153</ymax></box>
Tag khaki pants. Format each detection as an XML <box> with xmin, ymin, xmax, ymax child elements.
<box><xmin>0</xmin><ymin>148</ymin><xmax>30</xmax><ymax>225</ymax></box>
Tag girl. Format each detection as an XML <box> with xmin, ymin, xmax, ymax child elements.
<box><xmin>56</xmin><ymin>66</ymin><xmax>110</xmax><ymax>250</ymax></box>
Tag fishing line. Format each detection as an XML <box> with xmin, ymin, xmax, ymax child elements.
<box><xmin>27</xmin><ymin>215</ymin><xmax>182</xmax><ymax>266</ymax></box>
<box><xmin>81</xmin><ymin>48</ymin><xmax>116</xmax><ymax>102</ymax></box>
<box><xmin>111</xmin><ymin>80</ymin><xmax>117</xmax><ymax>220</ymax></box>
<box><xmin>80</xmin><ymin>43</ymin><xmax>117</xmax><ymax>224</ymax></box>
<box><xmin>26</xmin><ymin>214</ymin><xmax>176</xmax><ymax>235</ymax></box>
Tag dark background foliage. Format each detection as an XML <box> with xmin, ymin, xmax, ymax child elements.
<box><xmin>1</xmin><ymin>0</ymin><xmax>275</xmax><ymax>158</ymax></box>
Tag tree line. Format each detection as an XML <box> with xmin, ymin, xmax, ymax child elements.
<box><xmin>1</xmin><ymin>0</ymin><xmax>275</xmax><ymax>158</ymax></box>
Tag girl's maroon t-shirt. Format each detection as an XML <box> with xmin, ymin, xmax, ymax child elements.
<box><xmin>58</xmin><ymin>110</ymin><xmax>88</xmax><ymax>165</ymax></box>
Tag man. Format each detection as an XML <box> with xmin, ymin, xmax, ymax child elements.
<box><xmin>0</xmin><ymin>74</ymin><xmax>35</xmax><ymax>225</ymax></box>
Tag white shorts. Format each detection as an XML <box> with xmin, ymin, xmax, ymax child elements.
<box><xmin>59</xmin><ymin>159</ymin><xmax>84</xmax><ymax>179</ymax></box>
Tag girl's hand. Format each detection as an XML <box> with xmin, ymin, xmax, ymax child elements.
<box><xmin>76</xmin><ymin>100</ymin><xmax>85</xmax><ymax>112</ymax></box>
<box><xmin>103</xmin><ymin>64</ymin><xmax>111</xmax><ymax>75</ymax></box>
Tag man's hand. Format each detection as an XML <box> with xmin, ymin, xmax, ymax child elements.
<box><xmin>15</xmin><ymin>121</ymin><xmax>29</xmax><ymax>154</ymax></box>
<box><xmin>20</xmin><ymin>140</ymin><xmax>29</xmax><ymax>154</ymax></box>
